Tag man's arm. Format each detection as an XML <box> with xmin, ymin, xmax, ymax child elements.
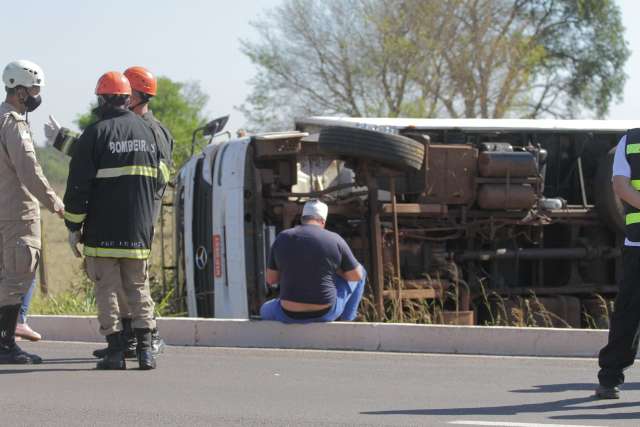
<box><xmin>54</xmin><ymin>127</ymin><xmax>80</xmax><ymax>157</ymax></box>
<box><xmin>45</xmin><ymin>116</ymin><xmax>81</xmax><ymax>157</ymax></box>
<box><xmin>613</xmin><ymin>175</ymin><xmax>640</xmax><ymax>209</ymax></box>
<box><xmin>5</xmin><ymin>118</ymin><xmax>63</xmax><ymax>216</ymax></box>
<box><xmin>63</xmin><ymin>128</ymin><xmax>97</xmax><ymax>231</ymax></box>
<box><xmin>337</xmin><ymin>236</ymin><xmax>363</xmax><ymax>281</ymax></box>
<box><xmin>266</xmin><ymin>237</ymin><xmax>280</xmax><ymax>285</ymax></box>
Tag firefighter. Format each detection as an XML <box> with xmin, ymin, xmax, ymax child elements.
<box><xmin>63</xmin><ymin>71</ymin><xmax>165</xmax><ymax>370</ymax></box>
<box><xmin>0</xmin><ymin>60</ymin><xmax>64</xmax><ymax>364</ymax></box>
<box><xmin>44</xmin><ymin>66</ymin><xmax>172</xmax><ymax>359</ymax></box>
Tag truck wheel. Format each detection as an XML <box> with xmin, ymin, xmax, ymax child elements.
<box><xmin>318</xmin><ymin>126</ymin><xmax>425</xmax><ymax>171</ymax></box>
<box><xmin>593</xmin><ymin>147</ymin><xmax>624</xmax><ymax>234</ymax></box>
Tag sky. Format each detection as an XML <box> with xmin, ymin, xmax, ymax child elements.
<box><xmin>0</xmin><ymin>0</ymin><xmax>638</xmax><ymax>145</ymax></box>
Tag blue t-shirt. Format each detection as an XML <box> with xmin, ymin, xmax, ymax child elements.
<box><xmin>268</xmin><ymin>224</ymin><xmax>359</xmax><ymax>305</ymax></box>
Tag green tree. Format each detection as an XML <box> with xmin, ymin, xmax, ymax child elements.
<box><xmin>76</xmin><ymin>76</ymin><xmax>209</xmax><ymax>168</ymax></box>
<box><xmin>35</xmin><ymin>146</ymin><xmax>70</xmax><ymax>185</ymax></box>
<box><xmin>239</xmin><ymin>0</ymin><xmax>629</xmax><ymax>130</ymax></box>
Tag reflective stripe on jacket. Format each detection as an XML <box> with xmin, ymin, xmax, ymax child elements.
<box><xmin>63</xmin><ymin>108</ymin><xmax>161</xmax><ymax>259</ymax></box>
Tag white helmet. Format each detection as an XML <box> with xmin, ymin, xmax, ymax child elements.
<box><xmin>2</xmin><ymin>60</ymin><xmax>45</xmax><ymax>88</ymax></box>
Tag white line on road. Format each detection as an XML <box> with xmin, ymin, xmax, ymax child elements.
<box><xmin>449</xmin><ymin>421</ymin><xmax>607</xmax><ymax>427</ymax></box>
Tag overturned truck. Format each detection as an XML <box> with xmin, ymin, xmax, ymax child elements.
<box><xmin>174</xmin><ymin>117</ymin><xmax>634</xmax><ymax>327</ymax></box>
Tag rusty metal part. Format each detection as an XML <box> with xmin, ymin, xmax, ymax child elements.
<box><xmin>382</xmin><ymin>289</ymin><xmax>437</xmax><ymax>299</ymax></box>
<box><xmin>457</xmin><ymin>246</ymin><xmax>620</xmax><ymax>261</ymax></box>
<box><xmin>390</xmin><ymin>177</ymin><xmax>403</xmax><ymax>321</ymax></box>
<box><xmin>475</xmin><ymin>177</ymin><xmax>538</xmax><ymax>184</ymax></box>
<box><xmin>488</xmin><ymin>284</ymin><xmax>619</xmax><ymax>297</ymax></box>
<box><xmin>366</xmin><ymin>168</ymin><xmax>385</xmax><ymax>320</ymax></box>
<box><xmin>422</xmin><ymin>144</ymin><xmax>477</xmax><ymax>205</ymax></box>
<box><xmin>441</xmin><ymin>311</ymin><xmax>475</xmax><ymax>325</ymax></box>
<box><xmin>380</xmin><ymin>203</ymin><xmax>447</xmax><ymax>216</ymax></box>
<box><xmin>253</xmin><ymin>137</ymin><xmax>302</xmax><ymax>159</ymax></box>
<box><xmin>272</xmin><ymin>183</ymin><xmax>356</xmax><ymax>199</ymax></box>
<box><xmin>478</xmin><ymin>151</ymin><xmax>537</xmax><ymax>177</ymax></box>
<box><xmin>477</xmin><ymin>184</ymin><xmax>536</xmax><ymax>210</ymax></box>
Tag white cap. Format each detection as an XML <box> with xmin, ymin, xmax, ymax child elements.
<box><xmin>302</xmin><ymin>199</ymin><xmax>328</xmax><ymax>221</ymax></box>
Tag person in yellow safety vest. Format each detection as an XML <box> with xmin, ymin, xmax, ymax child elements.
<box><xmin>0</xmin><ymin>60</ymin><xmax>64</xmax><ymax>364</ymax></box>
<box><xmin>63</xmin><ymin>71</ymin><xmax>168</xmax><ymax>370</ymax></box>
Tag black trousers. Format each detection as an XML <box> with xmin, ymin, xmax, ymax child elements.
<box><xmin>598</xmin><ymin>246</ymin><xmax>640</xmax><ymax>387</ymax></box>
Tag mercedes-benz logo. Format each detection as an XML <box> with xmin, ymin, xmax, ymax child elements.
<box><xmin>195</xmin><ymin>246</ymin><xmax>208</xmax><ymax>270</ymax></box>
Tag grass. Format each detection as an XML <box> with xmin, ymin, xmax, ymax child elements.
<box><xmin>357</xmin><ymin>264</ymin><xmax>614</xmax><ymax>329</ymax></box>
<box><xmin>30</xmin><ymin>271</ymin><xmax>96</xmax><ymax>315</ymax></box>
<box><xmin>30</xmin><ymin>263</ymin><xmax>178</xmax><ymax>318</ymax></box>
<box><xmin>31</xmin><ymin>183</ymin><xmax>181</xmax><ymax>318</ymax></box>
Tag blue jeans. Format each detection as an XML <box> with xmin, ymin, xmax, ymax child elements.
<box><xmin>19</xmin><ymin>278</ymin><xmax>37</xmax><ymax>324</ymax></box>
<box><xmin>260</xmin><ymin>269</ymin><xmax>366</xmax><ymax>323</ymax></box>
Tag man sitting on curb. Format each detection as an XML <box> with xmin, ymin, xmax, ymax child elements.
<box><xmin>260</xmin><ymin>199</ymin><xmax>366</xmax><ymax>323</ymax></box>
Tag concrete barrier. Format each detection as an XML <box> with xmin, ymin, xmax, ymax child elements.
<box><xmin>26</xmin><ymin>315</ymin><xmax>608</xmax><ymax>357</ymax></box>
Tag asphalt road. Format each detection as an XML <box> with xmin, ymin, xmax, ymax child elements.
<box><xmin>1</xmin><ymin>341</ymin><xmax>638</xmax><ymax>427</ymax></box>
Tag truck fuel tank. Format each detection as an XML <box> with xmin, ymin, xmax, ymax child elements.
<box><xmin>478</xmin><ymin>151</ymin><xmax>537</xmax><ymax>177</ymax></box>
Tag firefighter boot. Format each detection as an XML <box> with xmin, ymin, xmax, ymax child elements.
<box><xmin>96</xmin><ymin>332</ymin><xmax>126</xmax><ymax>370</ymax></box>
<box><xmin>135</xmin><ymin>328</ymin><xmax>156</xmax><ymax>370</ymax></box>
<box><xmin>0</xmin><ymin>304</ymin><xmax>42</xmax><ymax>364</ymax></box>
<box><xmin>93</xmin><ymin>318</ymin><xmax>137</xmax><ymax>358</ymax></box>
<box><xmin>121</xmin><ymin>318</ymin><xmax>138</xmax><ymax>358</ymax></box>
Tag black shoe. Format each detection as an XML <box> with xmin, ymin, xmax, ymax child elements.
<box><xmin>93</xmin><ymin>346</ymin><xmax>108</xmax><ymax>359</ymax></box>
<box><xmin>0</xmin><ymin>305</ymin><xmax>39</xmax><ymax>364</ymax></box>
<box><xmin>151</xmin><ymin>329</ymin><xmax>165</xmax><ymax>357</ymax></box>
<box><xmin>0</xmin><ymin>343</ymin><xmax>42</xmax><ymax>364</ymax></box>
<box><xmin>594</xmin><ymin>385</ymin><xmax>620</xmax><ymax>399</ymax></box>
<box><xmin>94</xmin><ymin>345</ymin><xmax>136</xmax><ymax>359</ymax></box>
<box><xmin>137</xmin><ymin>350</ymin><xmax>156</xmax><ymax>370</ymax></box>
<box><xmin>96</xmin><ymin>351</ymin><xmax>126</xmax><ymax>370</ymax></box>
<box><xmin>96</xmin><ymin>332</ymin><xmax>126</xmax><ymax>370</ymax></box>
<box><xmin>135</xmin><ymin>328</ymin><xmax>156</xmax><ymax>370</ymax></box>
<box><xmin>92</xmin><ymin>318</ymin><xmax>137</xmax><ymax>358</ymax></box>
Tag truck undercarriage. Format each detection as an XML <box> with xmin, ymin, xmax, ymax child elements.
<box><xmin>175</xmin><ymin>117</ymin><xmax>630</xmax><ymax>327</ymax></box>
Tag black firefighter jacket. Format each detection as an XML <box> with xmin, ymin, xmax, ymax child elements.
<box><xmin>63</xmin><ymin>108</ymin><xmax>169</xmax><ymax>259</ymax></box>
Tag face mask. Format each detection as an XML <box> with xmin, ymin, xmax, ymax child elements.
<box><xmin>24</xmin><ymin>94</ymin><xmax>42</xmax><ymax>112</ymax></box>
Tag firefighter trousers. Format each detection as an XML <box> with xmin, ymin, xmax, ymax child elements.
<box><xmin>85</xmin><ymin>256</ymin><xmax>155</xmax><ymax>336</ymax></box>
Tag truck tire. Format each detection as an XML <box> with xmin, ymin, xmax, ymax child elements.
<box><xmin>593</xmin><ymin>147</ymin><xmax>624</xmax><ymax>234</ymax></box>
<box><xmin>318</xmin><ymin>126</ymin><xmax>425</xmax><ymax>171</ymax></box>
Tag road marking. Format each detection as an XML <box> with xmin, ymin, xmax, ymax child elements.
<box><xmin>449</xmin><ymin>421</ymin><xmax>607</xmax><ymax>427</ymax></box>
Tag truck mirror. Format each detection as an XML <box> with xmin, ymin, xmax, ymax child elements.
<box><xmin>203</xmin><ymin>115</ymin><xmax>230</xmax><ymax>137</ymax></box>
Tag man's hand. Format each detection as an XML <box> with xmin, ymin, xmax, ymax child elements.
<box><xmin>53</xmin><ymin>199</ymin><xmax>65</xmax><ymax>219</ymax></box>
<box><xmin>338</xmin><ymin>264</ymin><xmax>363</xmax><ymax>282</ymax></box>
<box><xmin>68</xmin><ymin>230</ymin><xmax>82</xmax><ymax>258</ymax></box>
<box><xmin>43</xmin><ymin>115</ymin><xmax>61</xmax><ymax>146</ymax></box>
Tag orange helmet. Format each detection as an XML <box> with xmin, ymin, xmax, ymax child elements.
<box><xmin>124</xmin><ymin>66</ymin><xmax>157</xmax><ymax>96</ymax></box>
<box><xmin>95</xmin><ymin>71</ymin><xmax>131</xmax><ymax>96</ymax></box>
